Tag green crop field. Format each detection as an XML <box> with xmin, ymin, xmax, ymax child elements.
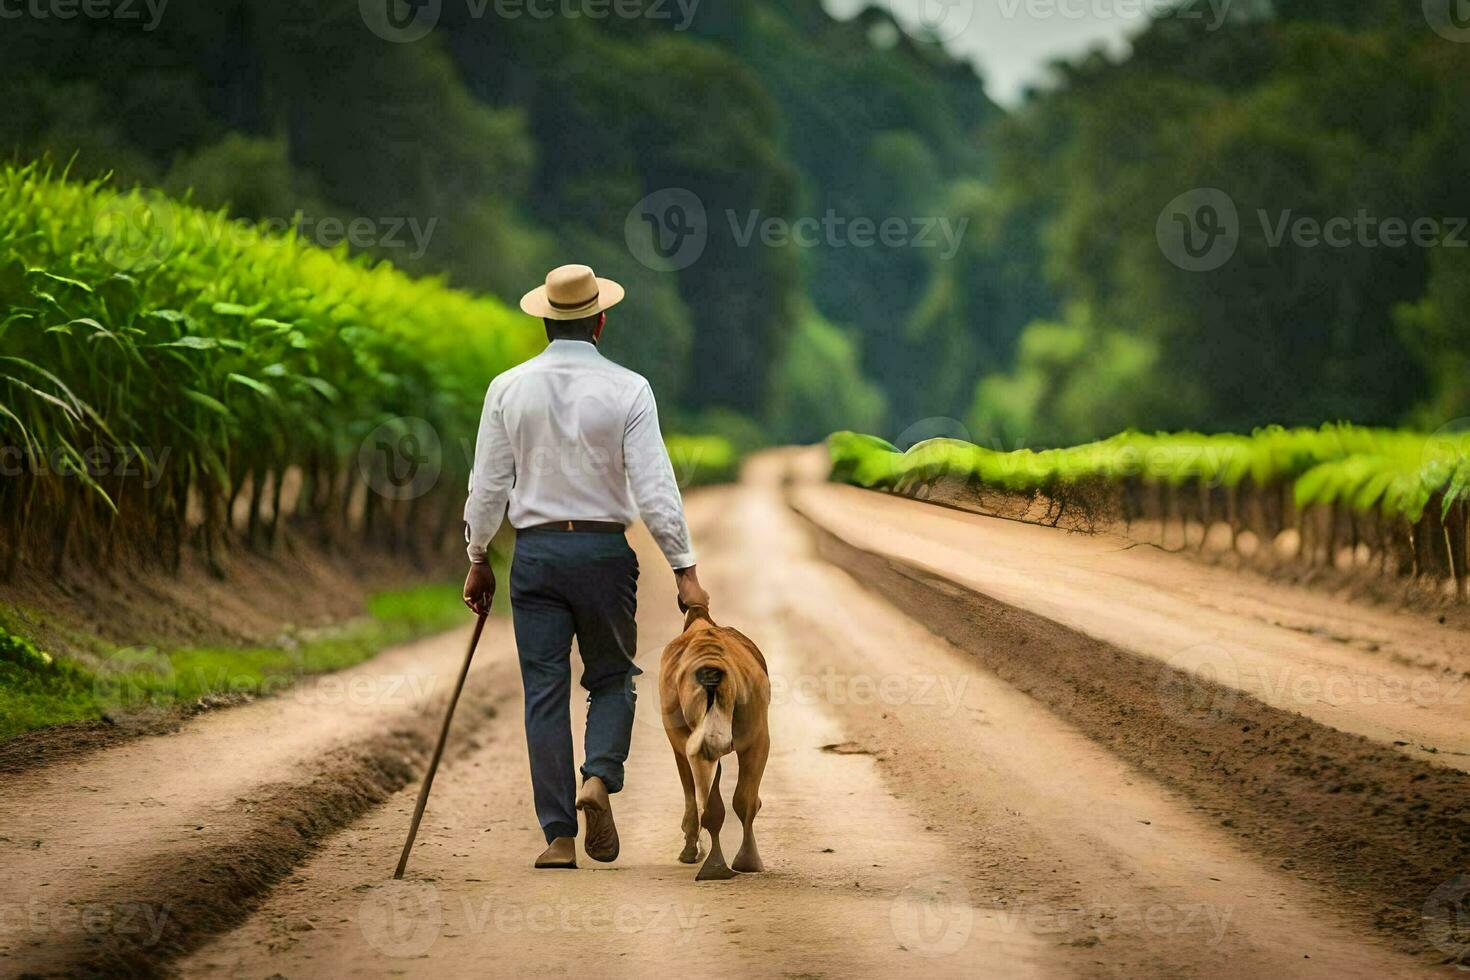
<box><xmin>0</xmin><ymin>165</ymin><xmax>734</xmax><ymax>578</ymax></box>
<box><xmin>829</xmin><ymin>426</ymin><xmax>1470</xmax><ymax>598</ymax></box>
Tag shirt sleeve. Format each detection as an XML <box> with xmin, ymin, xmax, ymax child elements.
<box><xmin>624</xmin><ymin>382</ymin><xmax>696</xmax><ymax>569</ymax></box>
<box><xmin>463</xmin><ymin>380</ymin><xmax>515</xmax><ymax>563</ymax></box>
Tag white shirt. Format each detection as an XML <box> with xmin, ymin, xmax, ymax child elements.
<box><xmin>463</xmin><ymin>339</ymin><xmax>696</xmax><ymax>569</ymax></box>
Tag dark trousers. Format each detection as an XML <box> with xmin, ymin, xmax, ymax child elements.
<box><xmin>509</xmin><ymin>529</ymin><xmax>640</xmax><ymax>842</ymax></box>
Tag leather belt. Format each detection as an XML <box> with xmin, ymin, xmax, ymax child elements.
<box><xmin>520</xmin><ymin>520</ymin><xmax>626</xmax><ymax>534</ymax></box>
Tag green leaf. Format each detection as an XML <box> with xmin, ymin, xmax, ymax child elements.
<box><xmin>154</xmin><ymin>336</ymin><xmax>221</xmax><ymax>350</ymax></box>
<box><xmin>212</xmin><ymin>301</ymin><xmax>259</xmax><ymax>317</ymax></box>
<box><xmin>182</xmin><ymin>389</ymin><xmax>231</xmax><ymax>416</ymax></box>
<box><xmin>227</xmin><ymin>373</ymin><xmax>278</xmax><ymax>400</ymax></box>
<box><xmin>39</xmin><ymin>271</ymin><xmax>93</xmax><ymax>293</ymax></box>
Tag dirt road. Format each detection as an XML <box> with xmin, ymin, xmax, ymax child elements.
<box><xmin>170</xmin><ymin>453</ymin><xmax>1438</xmax><ymax>978</ymax></box>
<box><xmin>787</xmin><ymin>463</ymin><xmax>1470</xmax><ymax>769</ymax></box>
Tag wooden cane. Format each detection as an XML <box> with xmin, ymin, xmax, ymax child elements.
<box><xmin>394</xmin><ymin>612</ymin><xmax>488</xmax><ymax>880</ymax></box>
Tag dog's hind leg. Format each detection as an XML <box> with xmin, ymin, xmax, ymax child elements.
<box><xmin>690</xmin><ymin>756</ymin><xmax>737</xmax><ymax>881</ymax></box>
<box><xmin>672</xmin><ymin>748</ymin><xmax>701</xmax><ymax>863</ymax></box>
<box><xmin>732</xmin><ymin>732</ymin><xmax>768</xmax><ymax>873</ymax></box>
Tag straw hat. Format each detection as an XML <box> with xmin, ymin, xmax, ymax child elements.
<box><xmin>519</xmin><ymin>264</ymin><xmax>625</xmax><ymax>320</ymax></box>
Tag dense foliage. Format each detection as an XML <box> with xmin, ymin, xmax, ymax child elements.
<box><xmin>968</xmin><ymin>0</ymin><xmax>1470</xmax><ymax>444</ymax></box>
<box><xmin>830</xmin><ymin>425</ymin><xmax>1470</xmax><ymax>596</ymax></box>
<box><xmin>0</xmin><ymin>0</ymin><xmax>1002</xmax><ymax>444</ymax></box>
<box><xmin>0</xmin><ymin>166</ymin><xmax>728</xmax><ymax>575</ymax></box>
<box><xmin>3</xmin><ymin>0</ymin><xmax>1466</xmax><ymax>451</ymax></box>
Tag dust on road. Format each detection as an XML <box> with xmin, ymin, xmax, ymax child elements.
<box><xmin>179</xmin><ymin>457</ymin><xmax>1426</xmax><ymax>979</ymax></box>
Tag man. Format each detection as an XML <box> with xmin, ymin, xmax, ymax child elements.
<box><xmin>461</xmin><ymin>264</ymin><xmax>711</xmax><ymax>870</ymax></box>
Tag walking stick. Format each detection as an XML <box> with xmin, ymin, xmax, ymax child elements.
<box><xmin>394</xmin><ymin>612</ymin><xmax>488</xmax><ymax>880</ymax></box>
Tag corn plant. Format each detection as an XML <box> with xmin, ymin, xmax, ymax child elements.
<box><xmin>829</xmin><ymin>425</ymin><xmax>1470</xmax><ymax>599</ymax></box>
<box><xmin>0</xmin><ymin>163</ymin><xmax>541</xmax><ymax>575</ymax></box>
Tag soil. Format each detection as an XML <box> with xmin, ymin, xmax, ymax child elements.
<box><xmin>166</xmin><ymin>456</ymin><xmax>1439</xmax><ymax>977</ymax></box>
<box><xmin>0</xmin><ymin>533</ymin><xmax>465</xmax><ymax>775</ymax></box>
<box><xmin>914</xmin><ymin>471</ymin><xmax>1470</xmax><ymax>628</ymax></box>
<box><xmin>0</xmin><ymin>625</ymin><xmax>506</xmax><ymax>977</ymax></box>
<box><xmin>4</xmin><ymin>450</ymin><xmax>1462</xmax><ymax>977</ymax></box>
<box><xmin>1</xmin><ymin>536</ymin><xmax>449</xmax><ymax>661</ymax></box>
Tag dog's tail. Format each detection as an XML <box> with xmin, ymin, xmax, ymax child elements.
<box><xmin>683</xmin><ymin>661</ymin><xmax>734</xmax><ymax>762</ymax></box>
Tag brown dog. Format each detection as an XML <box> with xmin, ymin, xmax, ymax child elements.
<box><xmin>659</xmin><ymin>604</ymin><xmax>771</xmax><ymax>880</ymax></box>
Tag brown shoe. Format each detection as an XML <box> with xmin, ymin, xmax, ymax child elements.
<box><xmin>576</xmin><ymin>776</ymin><xmax>619</xmax><ymax>863</ymax></box>
<box><xmin>534</xmin><ymin>836</ymin><xmax>577</xmax><ymax>869</ymax></box>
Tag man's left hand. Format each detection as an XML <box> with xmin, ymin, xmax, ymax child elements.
<box><xmin>463</xmin><ymin>562</ymin><xmax>496</xmax><ymax>616</ymax></box>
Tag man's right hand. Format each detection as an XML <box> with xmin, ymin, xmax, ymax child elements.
<box><xmin>463</xmin><ymin>561</ymin><xmax>496</xmax><ymax>617</ymax></box>
<box><xmin>674</xmin><ymin>565</ymin><xmax>710</xmax><ymax>612</ymax></box>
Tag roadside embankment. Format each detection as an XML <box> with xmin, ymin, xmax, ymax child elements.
<box><xmin>787</xmin><ymin>472</ymin><xmax>1470</xmax><ymax>956</ymax></box>
<box><xmin>0</xmin><ymin>617</ymin><xmax>509</xmax><ymax>978</ymax></box>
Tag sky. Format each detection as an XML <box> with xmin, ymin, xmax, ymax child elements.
<box><xmin>822</xmin><ymin>0</ymin><xmax>1153</xmax><ymax>105</ymax></box>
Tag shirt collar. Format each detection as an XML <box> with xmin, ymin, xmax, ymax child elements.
<box><xmin>542</xmin><ymin>339</ymin><xmax>602</xmax><ymax>360</ymax></box>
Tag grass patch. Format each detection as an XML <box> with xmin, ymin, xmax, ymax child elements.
<box><xmin>0</xmin><ymin>573</ymin><xmax>491</xmax><ymax>743</ymax></box>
